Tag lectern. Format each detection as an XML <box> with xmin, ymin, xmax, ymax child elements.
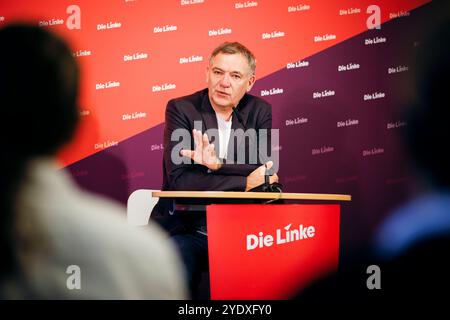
<box><xmin>148</xmin><ymin>191</ymin><xmax>351</xmax><ymax>300</ymax></box>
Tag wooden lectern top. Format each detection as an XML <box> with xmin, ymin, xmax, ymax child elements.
<box><xmin>152</xmin><ymin>191</ymin><xmax>351</xmax><ymax>201</ymax></box>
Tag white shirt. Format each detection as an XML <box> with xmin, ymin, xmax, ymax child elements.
<box><xmin>216</xmin><ymin>114</ymin><xmax>233</xmax><ymax>160</ymax></box>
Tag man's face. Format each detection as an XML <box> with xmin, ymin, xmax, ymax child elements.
<box><xmin>206</xmin><ymin>52</ymin><xmax>255</xmax><ymax>110</ymax></box>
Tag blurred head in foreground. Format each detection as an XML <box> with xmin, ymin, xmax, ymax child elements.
<box><xmin>0</xmin><ymin>23</ymin><xmax>79</xmax><ymax>287</ymax></box>
<box><xmin>0</xmin><ymin>24</ymin><xmax>187</xmax><ymax>299</ymax></box>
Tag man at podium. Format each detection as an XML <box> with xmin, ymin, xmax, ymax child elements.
<box><xmin>151</xmin><ymin>42</ymin><xmax>278</xmax><ymax>298</ymax></box>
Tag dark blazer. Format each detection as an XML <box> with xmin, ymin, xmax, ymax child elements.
<box><xmin>151</xmin><ymin>88</ymin><xmax>272</xmax><ymax>234</ymax></box>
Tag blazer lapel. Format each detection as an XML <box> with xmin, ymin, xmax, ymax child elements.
<box><xmin>227</xmin><ymin>94</ymin><xmax>249</xmax><ymax>163</ymax></box>
<box><xmin>199</xmin><ymin>92</ymin><xmax>221</xmax><ymax>154</ymax></box>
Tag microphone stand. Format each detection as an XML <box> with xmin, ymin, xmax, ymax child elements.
<box><xmin>231</xmin><ymin>106</ymin><xmax>276</xmax><ymax>193</ymax></box>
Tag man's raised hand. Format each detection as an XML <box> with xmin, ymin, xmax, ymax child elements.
<box><xmin>180</xmin><ymin>129</ymin><xmax>222</xmax><ymax>171</ymax></box>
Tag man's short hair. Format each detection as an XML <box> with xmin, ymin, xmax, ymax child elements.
<box><xmin>210</xmin><ymin>42</ymin><xmax>256</xmax><ymax>75</ymax></box>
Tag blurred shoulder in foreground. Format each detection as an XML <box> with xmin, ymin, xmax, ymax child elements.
<box><xmin>0</xmin><ymin>24</ymin><xmax>187</xmax><ymax>299</ymax></box>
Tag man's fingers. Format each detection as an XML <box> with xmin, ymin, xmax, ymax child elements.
<box><xmin>204</xmin><ymin>144</ymin><xmax>212</xmax><ymax>156</ymax></box>
<box><xmin>258</xmin><ymin>163</ymin><xmax>267</xmax><ymax>176</ymax></box>
<box><xmin>203</xmin><ymin>144</ymin><xmax>213</xmax><ymax>164</ymax></box>
<box><xmin>270</xmin><ymin>174</ymin><xmax>279</xmax><ymax>184</ymax></box>
<box><xmin>193</xmin><ymin>129</ymin><xmax>203</xmax><ymax>150</ymax></box>
<box><xmin>202</xmin><ymin>133</ymin><xmax>209</xmax><ymax>146</ymax></box>
<box><xmin>205</xmin><ymin>143</ymin><xmax>215</xmax><ymax>153</ymax></box>
<box><xmin>180</xmin><ymin>149</ymin><xmax>195</xmax><ymax>159</ymax></box>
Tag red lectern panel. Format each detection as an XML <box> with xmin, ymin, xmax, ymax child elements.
<box><xmin>207</xmin><ymin>204</ymin><xmax>340</xmax><ymax>299</ymax></box>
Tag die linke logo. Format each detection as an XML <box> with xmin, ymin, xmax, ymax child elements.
<box><xmin>262</xmin><ymin>31</ymin><xmax>285</xmax><ymax>40</ymax></box>
<box><xmin>96</xmin><ymin>81</ymin><xmax>120</xmax><ymax>90</ymax></box>
<box><xmin>365</xmin><ymin>36</ymin><xmax>387</xmax><ymax>45</ymax></box>
<box><xmin>287</xmin><ymin>60</ymin><xmax>309</xmax><ymax>69</ymax></box>
<box><xmin>181</xmin><ymin>0</ymin><xmax>204</xmax><ymax>5</ymax></box>
<box><xmin>152</xmin><ymin>83</ymin><xmax>176</xmax><ymax>92</ymax></box>
<box><xmin>313</xmin><ymin>89</ymin><xmax>335</xmax><ymax>99</ymax></box>
<box><xmin>40</xmin><ymin>18</ymin><xmax>64</xmax><ymax>27</ymax></box>
<box><xmin>286</xmin><ymin>116</ymin><xmax>308</xmax><ymax>127</ymax></box>
<box><xmin>261</xmin><ymin>88</ymin><xmax>283</xmax><ymax>96</ymax></box>
<box><xmin>246</xmin><ymin>223</ymin><xmax>316</xmax><ymax>251</ymax></box>
<box><xmin>390</xmin><ymin>10</ymin><xmax>410</xmax><ymax>19</ymax></box>
<box><xmin>124</xmin><ymin>52</ymin><xmax>148</xmax><ymax>62</ymax></box>
<box><xmin>312</xmin><ymin>146</ymin><xmax>334</xmax><ymax>155</ymax></box>
<box><xmin>388</xmin><ymin>65</ymin><xmax>409</xmax><ymax>74</ymax></box>
<box><xmin>314</xmin><ymin>34</ymin><xmax>336</xmax><ymax>42</ymax></box>
<box><xmin>154</xmin><ymin>24</ymin><xmax>177</xmax><ymax>33</ymax></box>
<box><xmin>151</xmin><ymin>143</ymin><xmax>164</xmax><ymax>151</ymax></box>
<box><xmin>288</xmin><ymin>4</ymin><xmax>311</xmax><ymax>12</ymax></box>
<box><xmin>387</xmin><ymin>121</ymin><xmax>407</xmax><ymax>130</ymax></box>
<box><xmin>337</xmin><ymin>119</ymin><xmax>359</xmax><ymax>128</ymax></box>
<box><xmin>123</xmin><ymin>112</ymin><xmax>147</xmax><ymax>121</ymax></box>
<box><xmin>364</xmin><ymin>91</ymin><xmax>385</xmax><ymax>101</ymax></box>
<box><xmin>209</xmin><ymin>27</ymin><xmax>232</xmax><ymax>36</ymax></box>
<box><xmin>94</xmin><ymin>140</ymin><xmax>118</xmax><ymax>150</ymax></box>
<box><xmin>363</xmin><ymin>147</ymin><xmax>384</xmax><ymax>157</ymax></box>
<box><xmin>38</xmin><ymin>5</ymin><xmax>81</xmax><ymax>30</ymax></box>
<box><xmin>235</xmin><ymin>1</ymin><xmax>258</xmax><ymax>9</ymax></box>
<box><xmin>73</xmin><ymin>50</ymin><xmax>91</xmax><ymax>58</ymax></box>
<box><xmin>338</xmin><ymin>62</ymin><xmax>360</xmax><ymax>72</ymax></box>
<box><xmin>97</xmin><ymin>21</ymin><xmax>122</xmax><ymax>31</ymax></box>
<box><xmin>339</xmin><ymin>7</ymin><xmax>361</xmax><ymax>15</ymax></box>
<box><xmin>179</xmin><ymin>55</ymin><xmax>203</xmax><ymax>64</ymax></box>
